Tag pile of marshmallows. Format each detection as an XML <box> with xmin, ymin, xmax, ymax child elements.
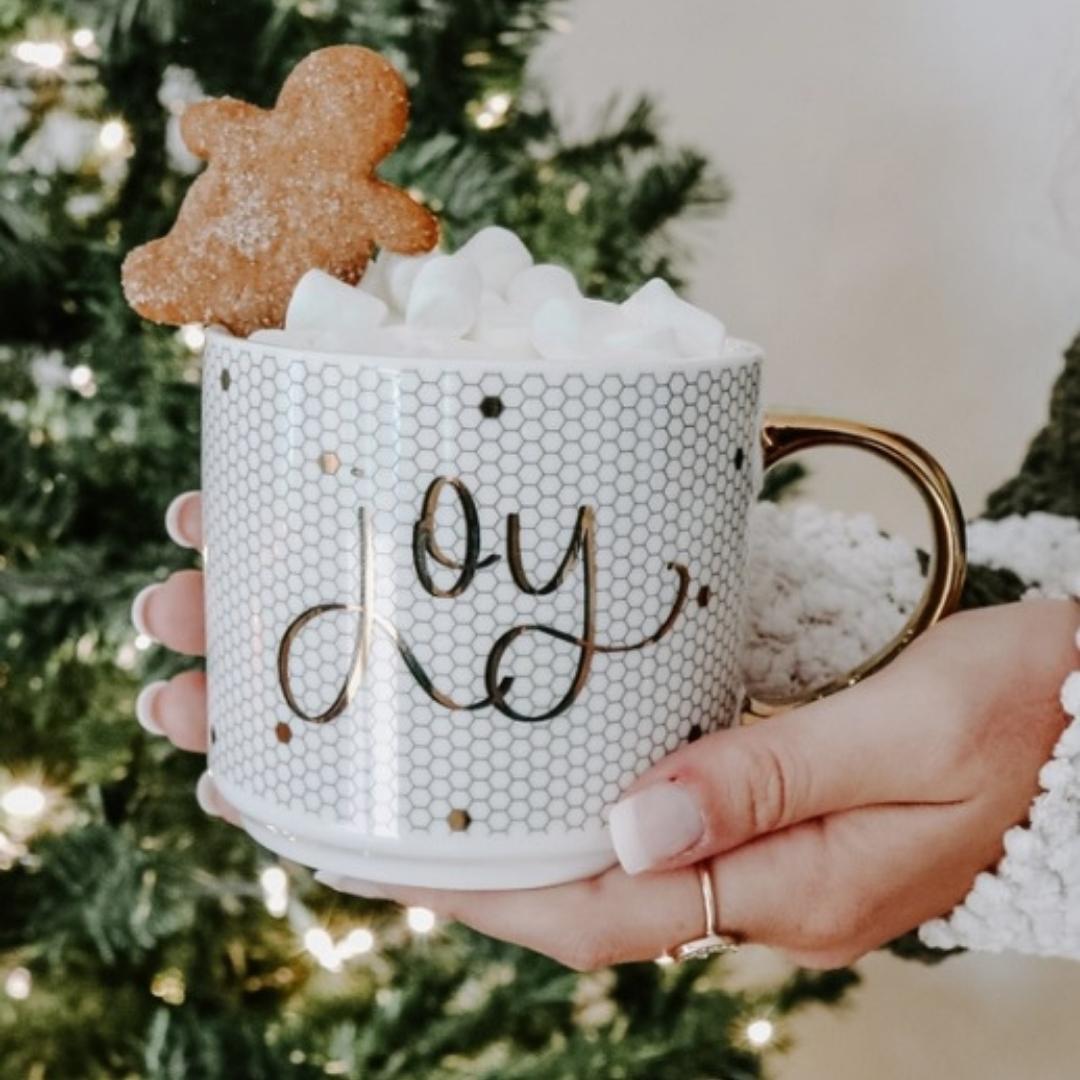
<box><xmin>250</xmin><ymin>226</ymin><xmax>727</xmax><ymax>363</ymax></box>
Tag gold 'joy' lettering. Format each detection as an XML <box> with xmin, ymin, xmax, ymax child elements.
<box><xmin>411</xmin><ymin>476</ymin><xmax>499</xmax><ymax>598</ymax></box>
<box><xmin>277</xmin><ymin>477</ymin><xmax>690</xmax><ymax>725</ymax></box>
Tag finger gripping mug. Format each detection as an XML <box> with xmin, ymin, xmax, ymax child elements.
<box><xmin>201</xmin><ymin>332</ymin><xmax>965</xmax><ymax>889</ymax></box>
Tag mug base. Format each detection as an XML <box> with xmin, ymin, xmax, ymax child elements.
<box><xmin>214</xmin><ymin>773</ymin><xmax>619</xmax><ymax>891</ymax></box>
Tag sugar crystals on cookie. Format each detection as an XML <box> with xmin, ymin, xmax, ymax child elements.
<box><xmin>122</xmin><ymin>45</ymin><xmax>438</xmax><ymax>335</ymax></box>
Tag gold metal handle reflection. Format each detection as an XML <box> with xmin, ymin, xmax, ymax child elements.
<box><xmin>743</xmin><ymin>412</ymin><xmax>967</xmax><ymax>723</ymax></box>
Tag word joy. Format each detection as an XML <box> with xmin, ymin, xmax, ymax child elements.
<box><xmin>277</xmin><ymin>476</ymin><xmax>690</xmax><ymax>724</ymax></box>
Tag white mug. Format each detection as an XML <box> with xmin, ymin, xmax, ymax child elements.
<box><xmin>201</xmin><ymin>330</ymin><xmax>965</xmax><ymax>888</ymax></box>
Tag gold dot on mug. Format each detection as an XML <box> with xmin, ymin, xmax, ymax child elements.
<box><xmin>696</xmin><ymin>585</ymin><xmax>711</xmax><ymax>608</ymax></box>
<box><xmin>447</xmin><ymin>808</ymin><xmax>471</xmax><ymax>832</ymax></box>
<box><xmin>479</xmin><ymin>395</ymin><xmax>504</xmax><ymax>420</ymax></box>
<box><xmin>687</xmin><ymin>724</ymin><xmax>703</xmax><ymax>743</ymax></box>
<box><xmin>317</xmin><ymin>451</ymin><xmax>341</xmax><ymax>476</ymax></box>
<box><xmin>275</xmin><ymin>722</ymin><xmax>293</xmax><ymax>745</ymax></box>
<box><xmin>220</xmin><ymin>368</ymin><xmax>231</xmax><ymax>391</ymax></box>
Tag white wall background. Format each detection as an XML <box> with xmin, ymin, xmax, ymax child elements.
<box><xmin>542</xmin><ymin>0</ymin><xmax>1080</xmax><ymax>536</ymax></box>
<box><xmin>541</xmin><ymin>2</ymin><xmax>1080</xmax><ymax>1076</ymax></box>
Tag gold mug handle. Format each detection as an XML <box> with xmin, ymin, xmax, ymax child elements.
<box><xmin>743</xmin><ymin>412</ymin><xmax>967</xmax><ymax>723</ymax></box>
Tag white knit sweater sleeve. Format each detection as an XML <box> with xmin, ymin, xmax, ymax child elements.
<box><xmin>740</xmin><ymin>505</ymin><xmax>1080</xmax><ymax>959</ymax></box>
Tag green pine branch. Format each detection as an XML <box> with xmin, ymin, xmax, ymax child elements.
<box><xmin>985</xmin><ymin>332</ymin><xmax>1080</xmax><ymax>520</ymax></box>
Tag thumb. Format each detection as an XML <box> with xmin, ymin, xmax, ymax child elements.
<box><xmin>609</xmin><ymin>667</ymin><xmax>948</xmax><ymax>875</ymax></box>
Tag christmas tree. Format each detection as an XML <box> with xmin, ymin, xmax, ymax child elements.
<box><xmin>985</xmin><ymin>334</ymin><xmax>1080</xmax><ymax>521</ymax></box>
<box><xmin>2</xmin><ymin>1</ymin><xmax>1076</xmax><ymax>1077</ymax></box>
<box><xmin>0</xmin><ymin>3</ymin><xmax>859</xmax><ymax>1076</ymax></box>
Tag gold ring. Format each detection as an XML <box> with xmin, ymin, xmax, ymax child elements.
<box><xmin>665</xmin><ymin>864</ymin><xmax>742</xmax><ymax>963</ymax></box>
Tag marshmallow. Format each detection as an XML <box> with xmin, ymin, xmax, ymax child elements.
<box><xmin>381</xmin><ymin>250</ymin><xmax>438</xmax><ymax>312</ymax></box>
<box><xmin>260</xmin><ymin>229</ymin><xmax>735</xmax><ymax>365</ymax></box>
<box><xmin>600</xmin><ymin>321</ymin><xmax>681</xmax><ymax>361</ymax></box>
<box><xmin>362</xmin><ymin>325</ymin><xmax>517</xmax><ymax>360</ymax></box>
<box><xmin>251</xmin><ymin>326</ymin><xmax>366</xmax><ymax>353</ymax></box>
<box><xmin>621</xmin><ymin>278</ymin><xmax>678</xmax><ymax>329</ymax></box>
<box><xmin>285</xmin><ymin>269</ymin><xmax>388</xmax><ymax>341</ymax></box>
<box><xmin>249</xmin><ymin>328</ymin><xmax>292</xmax><ymax>345</ymax></box>
<box><xmin>531</xmin><ymin>297</ymin><xmax>627</xmax><ymax>361</ymax></box>
<box><xmin>351</xmin><ymin>326</ymin><xmax>461</xmax><ymax>358</ymax></box>
<box><xmin>456</xmin><ymin>226</ymin><xmax>533</xmax><ymax>292</ymax></box>
<box><xmin>333</xmin><ymin>327</ymin><xmax>417</xmax><ymax>357</ymax></box>
<box><xmin>405</xmin><ymin>254</ymin><xmax>483</xmax><ymax>338</ymax></box>
<box><xmin>288</xmin><ymin>325</ymin><xmax>445</xmax><ymax>358</ymax></box>
<box><xmin>506</xmin><ymin>263</ymin><xmax>580</xmax><ymax>318</ymax></box>
<box><xmin>421</xmin><ymin>336</ymin><xmax>528</xmax><ymax>360</ymax></box>
<box><xmin>622</xmin><ymin>277</ymin><xmax>726</xmax><ymax>358</ymax></box>
<box><xmin>531</xmin><ymin>297</ymin><xmax>586</xmax><ymax>361</ymax></box>
<box><xmin>585</xmin><ymin>300</ymin><xmax>680</xmax><ymax>361</ymax></box>
<box><xmin>580</xmin><ymin>298</ymin><xmax>623</xmax><ymax>333</ymax></box>
<box><xmin>250</xmin><ymin>327</ymin><xmax>318</xmax><ymax>347</ymax></box>
<box><xmin>357</xmin><ymin>250</ymin><xmax>393</xmax><ymax>305</ymax></box>
<box><xmin>470</xmin><ymin>290</ymin><xmax>532</xmax><ymax>351</ymax></box>
<box><xmin>669</xmin><ymin>301</ymin><xmax>726</xmax><ymax>358</ymax></box>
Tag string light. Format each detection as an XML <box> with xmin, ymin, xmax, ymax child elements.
<box><xmin>4</xmin><ymin>968</ymin><xmax>31</xmax><ymax>1001</ymax></box>
<box><xmin>565</xmin><ymin>180</ymin><xmax>590</xmax><ymax>215</ymax></box>
<box><xmin>98</xmin><ymin>118</ymin><xmax>129</xmax><ymax>154</ymax></box>
<box><xmin>405</xmin><ymin>906</ymin><xmax>436</xmax><ymax>935</ymax></box>
<box><xmin>12</xmin><ymin>41</ymin><xmax>66</xmax><ymax>70</ymax></box>
<box><xmin>69</xmin><ymin>364</ymin><xmax>97</xmax><ymax>398</ymax></box>
<box><xmin>259</xmin><ymin>865</ymin><xmax>289</xmax><ymax>917</ymax></box>
<box><xmin>178</xmin><ymin>323</ymin><xmax>206</xmax><ymax>351</ymax></box>
<box><xmin>134</xmin><ymin>633</ymin><xmax>153</xmax><ymax>651</ymax></box>
<box><xmin>473</xmin><ymin>91</ymin><xmax>513</xmax><ymax>130</ymax></box>
<box><xmin>1</xmin><ymin>784</ymin><xmax>46</xmax><ymax>821</ymax></box>
<box><xmin>745</xmin><ymin>1017</ymin><xmax>775</xmax><ymax>1047</ymax></box>
<box><xmin>336</xmin><ymin>927</ymin><xmax>375</xmax><ymax>959</ymax></box>
<box><xmin>72</xmin><ymin>28</ymin><xmax>95</xmax><ymax>50</ymax></box>
<box><xmin>654</xmin><ymin>953</ymin><xmax>675</xmax><ymax>967</ymax></box>
<box><xmin>114</xmin><ymin>642</ymin><xmax>137</xmax><ymax>670</ymax></box>
<box><xmin>260</xmin><ymin>865</ymin><xmax>287</xmax><ymax>893</ymax></box>
<box><xmin>300</xmin><ymin>920</ymin><xmax>377</xmax><ymax>969</ymax></box>
<box><xmin>303</xmin><ymin>926</ymin><xmax>343</xmax><ymax>972</ymax></box>
<box><xmin>150</xmin><ymin>968</ymin><xmax>186</xmax><ymax>1005</ymax></box>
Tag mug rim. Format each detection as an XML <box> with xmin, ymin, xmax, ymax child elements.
<box><xmin>205</xmin><ymin>326</ymin><xmax>764</xmax><ymax>377</ymax></box>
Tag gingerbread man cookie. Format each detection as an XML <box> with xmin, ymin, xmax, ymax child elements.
<box><xmin>122</xmin><ymin>46</ymin><xmax>438</xmax><ymax>335</ymax></box>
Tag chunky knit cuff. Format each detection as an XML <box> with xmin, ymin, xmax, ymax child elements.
<box><xmin>918</xmin><ymin>656</ymin><xmax>1080</xmax><ymax>957</ymax></box>
<box><xmin>742</xmin><ymin>501</ymin><xmax>923</xmax><ymax>701</ymax></box>
<box><xmin>742</xmin><ymin>505</ymin><xmax>1080</xmax><ymax>959</ymax></box>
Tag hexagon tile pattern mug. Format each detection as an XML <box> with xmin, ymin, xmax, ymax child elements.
<box><xmin>201</xmin><ymin>331</ymin><xmax>965</xmax><ymax>889</ymax></box>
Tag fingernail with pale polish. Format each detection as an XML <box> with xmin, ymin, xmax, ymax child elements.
<box><xmin>164</xmin><ymin>492</ymin><xmax>198</xmax><ymax>549</ymax></box>
<box><xmin>135</xmin><ymin>680</ymin><xmax>168</xmax><ymax>736</ymax></box>
<box><xmin>195</xmin><ymin>772</ymin><xmax>222</xmax><ymax>818</ymax></box>
<box><xmin>314</xmin><ymin>871</ymin><xmax>387</xmax><ymax>899</ymax></box>
<box><xmin>130</xmin><ymin>583</ymin><xmax>159</xmax><ymax>638</ymax></box>
<box><xmin>196</xmin><ymin>774</ymin><xmax>242</xmax><ymax>826</ymax></box>
<box><xmin>609</xmin><ymin>782</ymin><xmax>704</xmax><ymax>874</ymax></box>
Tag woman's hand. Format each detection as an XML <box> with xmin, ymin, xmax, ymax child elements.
<box><xmin>135</xmin><ymin>491</ymin><xmax>1080</xmax><ymax>970</ymax></box>
<box><xmin>132</xmin><ymin>491</ymin><xmax>237</xmax><ymax>821</ymax></box>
